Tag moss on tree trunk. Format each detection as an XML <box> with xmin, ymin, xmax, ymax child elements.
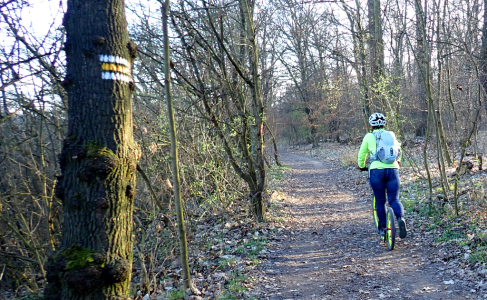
<box><xmin>44</xmin><ymin>0</ymin><xmax>140</xmax><ymax>299</ymax></box>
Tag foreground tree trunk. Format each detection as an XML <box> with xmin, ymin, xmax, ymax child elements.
<box><xmin>44</xmin><ymin>0</ymin><xmax>140</xmax><ymax>299</ymax></box>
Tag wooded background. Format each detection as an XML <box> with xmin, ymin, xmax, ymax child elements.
<box><xmin>1</xmin><ymin>0</ymin><xmax>487</xmax><ymax>297</ymax></box>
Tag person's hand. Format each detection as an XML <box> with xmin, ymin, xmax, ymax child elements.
<box><xmin>398</xmin><ymin>161</ymin><xmax>402</xmax><ymax>167</ymax></box>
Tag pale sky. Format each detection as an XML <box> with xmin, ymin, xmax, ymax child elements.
<box><xmin>23</xmin><ymin>0</ymin><xmax>160</xmax><ymax>36</ymax></box>
<box><xmin>21</xmin><ymin>0</ymin><xmax>66</xmax><ymax>36</ymax></box>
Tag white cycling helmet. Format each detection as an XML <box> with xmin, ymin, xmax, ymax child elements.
<box><xmin>369</xmin><ymin>113</ymin><xmax>386</xmax><ymax>126</ymax></box>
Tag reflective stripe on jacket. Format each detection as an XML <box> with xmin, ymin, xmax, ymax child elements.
<box><xmin>357</xmin><ymin>129</ymin><xmax>401</xmax><ymax>169</ymax></box>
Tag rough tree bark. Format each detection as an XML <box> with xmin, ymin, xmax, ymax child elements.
<box><xmin>44</xmin><ymin>0</ymin><xmax>140</xmax><ymax>299</ymax></box>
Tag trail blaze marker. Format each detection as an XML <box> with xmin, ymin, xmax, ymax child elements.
<box><xmin>99</xmin><ymin>55</ymin><xmax>132</xmax><ymax>82</ymax></box>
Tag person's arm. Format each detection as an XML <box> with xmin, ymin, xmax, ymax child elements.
<box><xmin>357</xmin><ymin>134</ymin><xmax>370</xmax><ymax>168</ymax></box>
<box><xmin>398</xmin><ymin>144</ymin><xmax>403</xmax><ymax>167</ymax></box>
<box><xmin>393</xmin><ymin>132</ymin><xmax>403</xmax><ymax>166</ymax></box>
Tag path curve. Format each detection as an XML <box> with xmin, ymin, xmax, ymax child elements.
<box><xmin>253</xmin><ymin>151</ymin><xmax>474</xmax><ymax>299</ymax></box>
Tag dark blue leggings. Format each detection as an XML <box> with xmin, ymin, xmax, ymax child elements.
<box><xmin>369</xmin><ymin>168</ymin><xmax>404</xmax><ymax>229</ymax></box>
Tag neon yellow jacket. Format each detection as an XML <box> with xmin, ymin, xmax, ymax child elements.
<box><xmin>357</xmin><ymin>129</ymin><xmax>401</xmax><ymax>169</ymax></box>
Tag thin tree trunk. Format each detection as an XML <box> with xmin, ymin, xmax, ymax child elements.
<box><xmin>162</xmin><ymin>1</ymin><xmax>199</xmax><ymax>294</ymax></box>
<box><xmin>265</xmin><ymin>121</ymin><xmax>282</xmax><ymax>167</ymax></box>
<box><xmin>423</xmin><ymin>101</ymin><xmax>434</xmax><ymax>208</ymax></box>
<box><xmin>481</xmin><ymin>0</ymin><xmax>487</xmax><ymax>97</ymax></box>
<box><xmin>341</xmin><ymin>0</ymin><xmax>370</xmax><ymax>125</ymax></box>
<box><xmin>240</xmin><ymin>0</ymin><xmax>266</xmax><ymax>221</ymax></box>
<box><xmin>453</xmin><ymin>92</ymin><xmax>482</xmax><ymax>215</ymax></box>
<box><xmin>434</xmin><ymin>0</ymin><xmax>450</xmax><ymax>198</ymax></box>
<box><xmin>368</xmin><ymin>0</ymin><xmax>384</xmax><ymax>110</ymax></box>
<box><xmin>414</xmin><ymin>0</ymin><xmax>429</xmax><ymax>136</ymax></box>
<box><xmin>414</xmin><ymin>0</ymin><xmax>436</xmax><ymax>206</ymax></box>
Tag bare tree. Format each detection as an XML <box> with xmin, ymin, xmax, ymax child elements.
<box><xmin>168</xmin><ymin>0</ymin><xmax>268</xmax><ymax>220</ymax></box>
<box><xmin>0</xmin><ymin>0</ymin><xmax>66</xmax><ymax>294</ymax></box>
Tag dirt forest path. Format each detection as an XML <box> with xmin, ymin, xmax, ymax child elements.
<box><xmin>252</xmin><ymin>150</ymin><xmax>477</xmax><ymax>300</ymax></box>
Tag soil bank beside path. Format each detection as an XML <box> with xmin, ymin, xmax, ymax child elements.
<box><xmin>251</xmin><ymin>150</ymin><xmax>480</xmax><ymax>300</ymax></box>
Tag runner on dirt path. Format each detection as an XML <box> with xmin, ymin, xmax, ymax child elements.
<box><xmin>357</xmin><ymin>113</ymin><xmax>408</xmax><ymax>239</ymax></box>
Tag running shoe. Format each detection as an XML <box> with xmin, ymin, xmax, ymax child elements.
<box><xmin>398</xmin><ymin>217</ymin><xmax>407</xmax><ymax>238</ymax></box>
<box><xmin>379</xmin><ymin>228</ymin><xmax>385</xmax><ymax>242</ymax></box>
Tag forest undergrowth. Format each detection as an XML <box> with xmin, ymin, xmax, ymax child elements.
<box><xmin>129</xmin><ymin>166</ymin><xmax>289</xmax><ymax>300</ymax></box>
<box><xmin>5</xmin><ymin>136</ymin><xmax>487</xmax><ymax>300</ymax></box>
